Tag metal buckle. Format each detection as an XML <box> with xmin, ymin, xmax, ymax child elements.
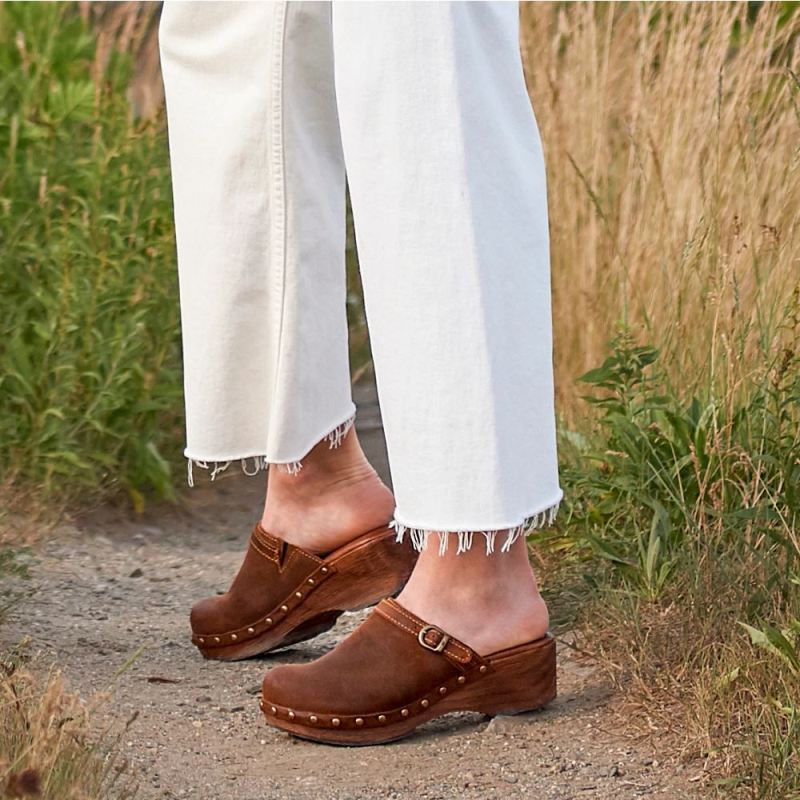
<box><xmin>418</xmin><ymin>625</ymin><xmax>449</xmax><ymax>653</ymax></box>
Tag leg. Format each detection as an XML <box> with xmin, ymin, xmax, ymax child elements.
<box><xmin>159</xmin><ymin>1</ymin><xmax>413</xmax><ymax>662</ymax></box>
<box><xmin>261</xmin><ymin>0</ymin><xmax>563</xmax><ymax>742</ymax></box>
<box><xmin>332</xmin><ymin>0</ymin><xmax>561</xmax><ymax>651</ymax></box>
<box><xmin>159</xmin><ymin>1</ymin><xmax>392</xmax><ymax>548</ymax></box>
<box><xmin>159</xmin><ymin>0</ymin><xmax>355</xmax><ymax>474</ymax></box>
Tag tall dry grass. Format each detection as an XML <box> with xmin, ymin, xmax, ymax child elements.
<box><xmin>519</xmin><ymin>6</ymin><xmax>800</xmax><ymax>795</ymax></box>
<box><xmin>0</xmin><ymin>658</ymin><xmax>136</xmax><ymax>798</ymax></box>
<box><xmin>520</xmin><ymin>2</ymin><xmax>799</xmax><ymax>424</ymax></box>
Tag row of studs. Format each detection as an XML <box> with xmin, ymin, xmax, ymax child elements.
<box><xmin>196</xmin><ymin>566</ymin><xmax>330</xmax><ymax>646</ymax></box>
<box><xmin>260</xmin><ymin>666</ymin><xmax>489</xmax><ymax>729</ymax></box>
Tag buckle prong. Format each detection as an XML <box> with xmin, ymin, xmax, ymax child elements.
<box><xmin>418</xmin><ymin>625</ymin><xmax>449</xmax><ymax>653</ymax></box>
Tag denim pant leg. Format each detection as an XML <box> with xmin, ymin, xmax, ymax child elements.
<box><xmin>159</xmin><ymin>1</ymin><xmax>354</xmax><ymax>483</ymax></box>
<box><xmin>332</xmin><ymin>1</ymin><xmax>563</xmax><ymax>552</ymax></box>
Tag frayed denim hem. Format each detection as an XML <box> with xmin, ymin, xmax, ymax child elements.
<box><xmin>184</xmin><ymin>412</ymin><xmax>356</xmax><ymax>487</ymax></box>
<box><xmin>389</xmin><ymin>496</ymin><xmax>562</xmax><ymax>555</ymax></box>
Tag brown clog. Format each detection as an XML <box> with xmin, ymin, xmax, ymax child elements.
<box><xmin>190</xmin><ymin>523</ymin><xmax>416</xmax><ymax>661</ymax></box>
<box><xmin>259</xmin><ymin>597</ymin><xmax>556</xmax><ymax>745</ymax></box>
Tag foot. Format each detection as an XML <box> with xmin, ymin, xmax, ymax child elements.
<box><xmin>396</xmin><ymin>533</ymin><xmax>549</xmax><ymax>655</ymax></box>
<box><xmin>262</xmin><ymin>424</ymin><xmax>395</xmax><ymax>553</ymax></box>
<box><xmin>191</xmin><ymin>523</ymin><xmax>416</xmax><ymax>661</ymax></box>
<box><xmin>260</xmin><ymin>596</ymin><xmax>557</xmax><ymax>745</ymax></box>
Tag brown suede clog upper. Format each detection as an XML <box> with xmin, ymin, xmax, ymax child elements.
<box><xmin>260</xmin><ymin>597</ymin><xmax>557</xmax><ymax>745</ymax></box>
<box><xmin>191</xmin><ymin>522</ymin><xmax>416</xmax><ymax>661</ymax></box>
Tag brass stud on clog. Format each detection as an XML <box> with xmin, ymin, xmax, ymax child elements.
<box><xmin>270</xmin><ymin>706</ymin><xmax>277</xmax><ymax>714</ymax></box>
<box><xmin>247</xmin><ymin>627</ymin><xmax>255</xmax><ymax>634</ymax></box>
<box><xmin>198</xmin><ymin>637</ymin><xmax>205</xmax><ymax>644</ymax></box>
<box><xmin>378</xmin><ymin>715</ymin><xmax>387</xmax><ymax>723</ymax></box>
<box><xmin>213</xmin><ymin>636</ymin><xmax>221</xmax><ymax>643</ymax></box>
<box><xmin>309</xmin><ymin>715</ymin><xmax>318</xmax><ymax>724</ymax></box>
<box><xmin>332</xmin><ymin>718</ymin><xmax>341</xmax><ymax>727</ymax></box>
<box><xmin>288</xmin><ymin>711</ymin><xmax>295</xmax><ymax>720</ymax></box>
<box><xmin>308</xmin><ymin>578</ymin><xmax>315</xmax><ymax>585</ymax></box>
<box><xmin>355</xmin><ymin>718</ymin><xmax>364</xmax><ymax>727</ymax></box>
<box><xmin>265</xmin><ymin>618</ymin><xmax>273</xmax><ymax>625</ymax></box>
<box><xmin>457</xmin><ymin>676</ymin><xmax>466</xmax><ymax>684</ymax></box>
<box><xmin>295</xmin><ymin>592</ymin><xmax>302</xmax><ymax>598</ymax></box>
<box><xmin>231</xmin><ymin>633</ymin><xmax>237</xmax><ymax>641</ymax></box>
<box><xmin>401</xmin><ymin>709</ymin><xmax>409</xmax><ymax>717</ymax></box>
<box><xmin>439</xmin><ymin>687</ymin><xmax>447</xmax><ymax>695</ymax></box>
<box><xmin>321</xmin><ymin>567</ymin><xmax>329</xmax><ymax>574</ymax></box>
<box><xmin>479</xmin><ymin>665</ymin><xmax>488</xmax><ymax>674</ymax></box>
<box><xmin>280</xmin><ymin>605</ymin><xmax>288</xmax><ymax>613</ymax></box>
<box><xmin>421</xmin><ymin>699</ymin><xmax>429</xmax><ymax>708</ymax></box>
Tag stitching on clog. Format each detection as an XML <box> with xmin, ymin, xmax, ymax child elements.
<box><xmin>374</xmin><ymin>605</ymin><xmax>472</xmax><ymax>665</ymax></box>
<box><xmin>380</xmin><ymin>602</ymin><xmax>474</xmax><ymax>664</ymax></box>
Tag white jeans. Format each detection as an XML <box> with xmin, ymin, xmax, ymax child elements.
<box><xmin>158</xmin><ymin>0</ymin><xmax>563</xmax><ymax>554</ymax></box>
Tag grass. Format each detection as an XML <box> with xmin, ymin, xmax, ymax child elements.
<box><xmin>0</xmin><ymin>652</ymin><xmax>137</xmax><ymax>799</ymax></box>
<box><xmin>0</xmin><ymin>2</ymin><xmax>182</xmax><ymax>516</ymax></box>
<box><xmin>521</xmin><ymin>2</ymin><xmax>800</xmax><ymax>425</ymax></box>
<box><xmin>514</xmin><ymin>5</ymin><xmax>800</xmax><ymax>795</ymax></box>
<box><xmin>0</xmin><ymin>544</ymin><xmax>134</xmax><ymax>798</ymax></box>
<box><xmin>0</xmin><ymin>1</ymin><xmax>798</xmax><ymax>797</ymax></box>
<box><xmin>517</xmin><ymin>4</ymin><xmax>800</xmax><ymax>795</ymax></box>
<box><xmin>547</xmin><ymin>327</ymin><xmax>799</xmax><ymax>796</ymax></box>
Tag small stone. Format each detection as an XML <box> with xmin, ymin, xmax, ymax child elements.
<box><xmin>485</xmin><ymin>716</ymin><xmax>528</xmax><ymax>734</ymax></box>
<box><xmin>129</xmin><ymin>568</ymin><xmax>144</xmax><ymax>578</ymax></box>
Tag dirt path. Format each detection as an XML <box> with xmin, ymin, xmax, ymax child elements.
<box><xmin>2</xmin><ymin>392</ymin><xmax>701</xmax><ymax>799</ymax></box>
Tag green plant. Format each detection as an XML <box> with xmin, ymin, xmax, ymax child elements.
<box><xmin>740</xmin><ymin>619</ymin><xmax>800</xmax><ymax>677</ymax></box>
<box><xmin>557</xmin><ymin>323</ymin><xmax>800</xmax><ymax>796</ymax></box>
<box><xmin>0</xmin><ymin>3</ymin><xmax>183</xmax><ymax>508</ymax></box>
<box><xmin>564</xmin><ymin>323</ymin><xmax>799</xmax><ymax>599</ymax></box>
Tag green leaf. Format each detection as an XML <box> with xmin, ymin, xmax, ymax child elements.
<box><xmin>739</xmin><ymin>622</ymin><xmax>800</xmax><ymax>674</ymax></box>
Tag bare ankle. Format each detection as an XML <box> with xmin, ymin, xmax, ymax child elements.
<box><xmin>270</xmin><ymin>421</ymin><xmax>373</xmax><ymax>482</ymax></box>
<box><xmin>397</xmin><ymin>535</ymin><xmax>549</xmax><ymax>654</ymax></box>
<box><xmin>261</xmin><ymin>426</ymin><xmax>395</xmax><ymax>552</ymax></box>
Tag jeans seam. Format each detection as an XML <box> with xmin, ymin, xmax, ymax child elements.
<box><xmin>267</xmin><ymin>1</ymin><xmax>289</xmax><ymax>456</ymax></box>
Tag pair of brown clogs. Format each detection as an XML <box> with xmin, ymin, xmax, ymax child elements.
<box><xmin>190</xmin><ymin>522</ymin><xmax>556</xmax><ymax>745</ymax></box>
